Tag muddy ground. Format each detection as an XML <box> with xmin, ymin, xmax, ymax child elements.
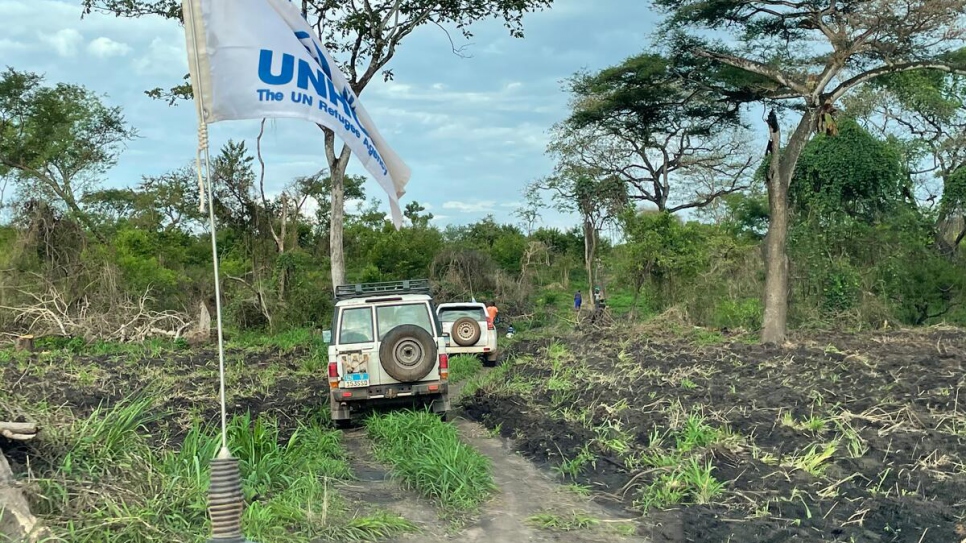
<box><xmin>463</xmin><ymin>325</ymin><xmax>966</xmax><ymax>543</ymax></box>
<box><xmin>4</xmin><ymin>325</ymin><xmax>966</xmax><ymax>542</ymax></box>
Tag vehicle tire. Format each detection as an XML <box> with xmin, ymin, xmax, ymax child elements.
<box><xmin>482</xmin><ymin>353</ymin><xmax>498</xmax><ymax>368</ymax></box>
<box><xmin>438</xmin><ymin>411</ymin><xmax>449</xmax><ymax>422</ymax></box>
<box><xmin>379</xmin><ymin>325</ymin><xmax>437</xmax><ymax>382</ymax></box>
<box><xmin>451</xmin><ymin>317</ymin><xmax>481</xmax><ymax>346</ymax></box>
<box><xmin>334</xmin><ymin>418</ymin><xmax>352</xmax><ymax>430</ymax></box>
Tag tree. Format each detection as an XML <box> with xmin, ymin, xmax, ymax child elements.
<box><xmin>82</xmin><ymin>0</ymin><xmax>556</xmax><ymax>291</ymax></box>
<box><xmin>513</xmin><ymin>189</ymin><xmax>542</xmax><ymax>236</ymax></box>
<box><xmin>0</xmin><ymin>68</ymin><xmax>136</xmax><ymax>237</ymax></box>
<box><xmin>83</xmin><ymin>165</ymin><xmax>203</xmax><ymax>233</ymax></box>
<box><xmin>845</xmin><ymin>61</ymin><xmax>966</xmax><ymax>252</ymax></box>
<box><xmin>617</xmin><ymin>209</ymin><xmax>710</xmax><ymax>314</ymax></box>
<box><xmin>403</xmin><ymin>201</ymin><xmax>433</xmax><ymax>228</ymax></box>
<box><xmin>531</xmin><ymin>170</ymin><xmax>627</xmax><ymax>290</ymax></box>
<box><xmin>554</xmin><ymin>52</ymin><xmax>753</xmax><ymax>212</ymax></box>
<box><xmin>656</xmin><ymin>0</ymin><xmax>966</xmax><ymax>343</ymax></box>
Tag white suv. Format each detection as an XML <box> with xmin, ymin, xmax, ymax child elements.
<box><xmin>436</xmin><ymin>302</ymin><xmax>498</xmax><ymax>366</ymax></box>
<box><xmin>324</xmin><ymin>280</ymin><xmax>450</xmax><ymax>426</ymax></box>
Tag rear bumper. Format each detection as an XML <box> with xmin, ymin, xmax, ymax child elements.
<box><xmin>446</xmin><ymin>345</ymin><xmax>499</xmax><ymax>358</ymax></box>
<box><xmin>332</xmin><ymin>381</ymin><xmax>448</xmax><ymax>401</ymax></box>
<box><xmin>330</xmin><ymin>381</ymin><xmax>450</xmax><ymax>420</ymax></box>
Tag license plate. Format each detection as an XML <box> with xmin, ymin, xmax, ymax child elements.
<box><xmin>344</xmin><ymin>372</ymin><xmax>369</xmax><ymax>388</ymax></box>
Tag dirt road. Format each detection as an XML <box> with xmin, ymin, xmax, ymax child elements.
<box><xmin>339</xmin><ymin>416</ymin><xmax>647</xmax><ymax>543</ymax></box>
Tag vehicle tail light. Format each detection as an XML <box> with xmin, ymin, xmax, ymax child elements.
<box><xmin>438</xmin><ymin>353</ymin><xmax>449</xmax><ymax>381</ymax></box>
<box><xmin>328</xmin><ymin>362</ymin><xmax>339</xmax><ymax>388</ymax></box>
<box><xmin>487</xmin><ymin>322</ymin><xmax>495</xmax><ymax>330</ymax></box>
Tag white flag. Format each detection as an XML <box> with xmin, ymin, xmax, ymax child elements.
<box><xmin>181</xmin><ymin>0</ymin><xmax>410</xmax><ymax>226</ymax></box>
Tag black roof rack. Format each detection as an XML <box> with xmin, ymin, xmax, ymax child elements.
<box><xmin>334</xmin><ymin>279</ymin><xmax>432</xmax><ymax>301</ymax></box>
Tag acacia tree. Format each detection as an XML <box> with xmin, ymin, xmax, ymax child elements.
<box><xmin>656</xmin><ymin>0</ymin><xmax>966</xmax><ymax>343</ymax></box>
<box><xmin>82</xmin><ymin>0</ymin><xmax>554</xmax><ymax>290</ymax></box>
<box><xmin>555</xmin><ymin>52</ymin><xmax>753</xmax><ymax>212</ymax></box>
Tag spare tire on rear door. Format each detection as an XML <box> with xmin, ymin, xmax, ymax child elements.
<box><xmin>379</xmin><ymin>325</ymin><xmax>437</xmax><ymax>382</ymax></box>
<box><xmin>451</xmin><ymin>316</ymin><xmax>481</xmax><ymax>346</ymax></box>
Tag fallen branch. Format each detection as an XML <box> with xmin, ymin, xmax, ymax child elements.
<box><xmin>1</xmin><ymin>286</ymin><xmax>192</xmax><ymax>343</ymax></box>
<box><xmin>0</xmin><ymin>451</ymin><xmax>49</xmax><ymax>541</ymax></box>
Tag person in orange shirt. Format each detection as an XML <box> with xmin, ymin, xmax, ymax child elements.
<box><xmin>486</xmin><ymin>301</ymin><xmax>499</xmax><ymax>327</ymax></box>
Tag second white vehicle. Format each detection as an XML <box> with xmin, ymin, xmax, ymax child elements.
<box><xmin>436</xmin><ymin>302</ymin><xmax>499</xmax><ymax>366</ymax></box>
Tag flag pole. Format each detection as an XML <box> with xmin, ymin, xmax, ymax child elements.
<box><xmin>182</xmin><ymin>1</ymin><xmax>251</xmax><ymax>541</ymax></box>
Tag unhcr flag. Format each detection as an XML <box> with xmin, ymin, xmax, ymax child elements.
<box><xmin>181</xmin><ymin>0</ymin><xmax>410</xmax><ymax>226</ymax></box>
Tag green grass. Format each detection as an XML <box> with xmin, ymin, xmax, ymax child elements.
<box><xmin>625</xmin><ymin>413</ymin><xmax>731</xmax><ymax>511</ymax></box>
<box><xmin>228</xmin><ymin>327</ymin><xmax>324</xmax><ymax>352</ymax></box>
<box><xmin>365</xmin><ymin>410</ymin><xmax>496</xmax><ymax>516</ymax></box>
<box><xmin>461</xmin><ymin>357</ymin><xmax>518</xmax><ymax>397</ymax></box>
<box><xmin>26</xmin><ymin>398</ymin><xmax>409</xmax><ymax>543</ymax></box>
<box><xmin>527</xmin><ymin>511</ymin><xmax>601</xmax><ymax>531</ymax></box>
<box><xmin>448</xmin><ymin>354</ymin><xmax>484</xmax><ymax>384</ymax></box>
<box><xmin>634</xmin><ymin>458</ymin><xmax>725</xmax><ymax>512</ymax></box>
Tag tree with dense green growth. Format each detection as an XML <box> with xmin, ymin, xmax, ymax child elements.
<box><xmin>846</xmin><ymin>61</ymin><xmax>966</xmax><ymax>253</ymax></box>
<box><xmin>0</xmin><ymin>68</ymin><xmax>136</xmax><ymax>237</ymax></box>
<box><xmin>655</xmin><ymin>0</ymin><xmax>966</xmax><ymax>343</ymax></box>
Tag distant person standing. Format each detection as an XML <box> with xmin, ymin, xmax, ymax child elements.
<box><xmin>574</xmin><ymin>290</ymin><xmax>582</xmax><ymax>312</ymax></box>
<box><xmin>593</xmin><ymin>287</ymin><xmax>602</xmax><ymax>309</ymax></box>
<box><xmin>486</xmin><ymin>301</ymin><xmax>499</xmax><ymax>327</ymax></box>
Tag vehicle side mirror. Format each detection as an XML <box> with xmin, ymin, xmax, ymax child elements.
<box><xmin>322</xmin><ymin>330</ymin><xmax>332</xmax><ymax>344</ymax></box>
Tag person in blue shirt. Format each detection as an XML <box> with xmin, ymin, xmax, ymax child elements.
<box><xmin>574</xmin><ymin>290</ymin><xmax>582</xmax><ymax>312</ymax></box>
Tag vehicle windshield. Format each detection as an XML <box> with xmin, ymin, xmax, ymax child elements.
<box><xmin>438</xmin><ymin>306</ymin><xmax>486</xmax><ymax>322</ymax></box>
<box><xmin>376</xmin><ymin>303</ymin><xmax>433</xmax><ymax>339</ymax></box>
<box><xmin>339</xmin><ymin>307</ymin><xmax>374</xmax><ymax>344</ymax></box>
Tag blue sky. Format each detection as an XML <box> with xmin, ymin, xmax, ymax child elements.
<box><xmin>0</xmin><ymin>0</ymin><xmax>662</xmax><ymax>229</ymax></box>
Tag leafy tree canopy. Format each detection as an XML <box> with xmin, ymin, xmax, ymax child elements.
<box><xmin>793</xmin><ymin>118</ymin><xmax>908</xmax><ymax>221</ymax></box>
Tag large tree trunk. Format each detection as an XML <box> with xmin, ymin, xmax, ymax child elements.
<box><xmin>583</xmin><ymin>217</ymin><xmax>596</xmax><ymax>290</ymax></box>
<box><xmin>761</xmin><ymin>108</ymin><xmax>817</xmax><ymax>344</ymax></box>
<box><xmin>325</xmin><ymin>135</ymin><xmax>352</xmax><ymax>291</ymax></box>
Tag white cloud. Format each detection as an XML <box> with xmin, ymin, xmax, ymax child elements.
<box><xmin>442</xmin><ymin>200</ymin><xmax>497</xmax><ymax>213</ymax></box>
<box><xmin>133</xmin><ymin>36</ymin><xmax>187</xmax><ymax>77</ymax></box>
<box><xmin>87</xmin><ymin>37</ymin><xmax>131</xmax><ymax>58</ymax></box>
<box><xmin>0</xmin><ymin>39</ymin><xmax>28</xmax><ymax>54</ymax></box>
<box><xmin>39</xmin><ymin>28</ymin><xmax>84</xmax><ymax>58</ymax></box>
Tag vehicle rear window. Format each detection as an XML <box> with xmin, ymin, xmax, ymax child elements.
<box><xmin>376</xmin><ymin>303</ymin><xmax>433</xmax><ymax>339</ymax></box>
<box><xmin>438</xmin><ymin>307</ymin><xmax>486</xmax><ymax>322</ymax></box>
<box><xmin>339</xmin><ymin>307</ymin><xmax>373</xmax><ymax>344</ymax></box>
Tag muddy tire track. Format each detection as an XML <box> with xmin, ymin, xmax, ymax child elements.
<box><xmin>337</xmin><ymin>427</ymin><xmax>446</xmax><ymax>540</ymax></box>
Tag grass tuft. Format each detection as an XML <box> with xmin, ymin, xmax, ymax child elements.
<box><xmin>448</xmin><ymin>355</ymin><xmax>484</xmax><ymax>384</ymax></box>
<box><xmin>527</xmin><ymin>511</ymin><xmax>601</xmax><ymax>531</ymax></box>
<box><xmin>365</xmin><ymin>410</ymin><xmax>496</xmax><ymax>515</ymax></box>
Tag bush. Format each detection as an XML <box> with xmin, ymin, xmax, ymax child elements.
<box><xmin>711</xmin><ymin>298</ymin><xmax>763</xmax><ymax>330</ymax></box>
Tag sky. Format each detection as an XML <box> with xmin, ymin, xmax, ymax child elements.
<box><xmin>0</xmin><ymin>0</ymin><xmax>663</xmax><ymax>230</ymax></box>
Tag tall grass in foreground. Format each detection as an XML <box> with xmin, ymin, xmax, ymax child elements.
<box><xmin>365</xmin><ymin>410</ymin><xmax>496</xmax><ymax>515</ymax></box>
<box><xmin>25</xmin><ymin>399</ymin><xmax>413</xmax><ymax>542</ymax></box>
